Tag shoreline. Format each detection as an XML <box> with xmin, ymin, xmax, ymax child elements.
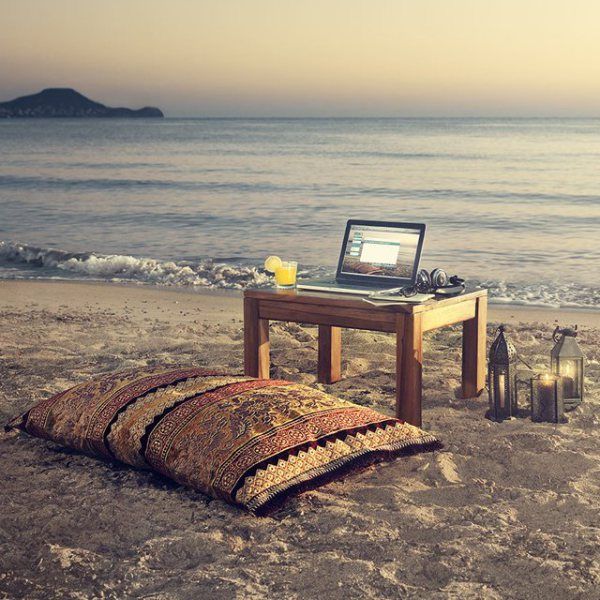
<box><xmin>2</xmin><ymin>279</ymin><xmax>599</xmax><ymax>327</ymax></box>
<box><xmin>2</xmin><ymin>239</ymin><xmax>599</xmax><ymax>310</ymax></box>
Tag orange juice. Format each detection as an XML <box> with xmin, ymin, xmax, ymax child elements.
<box><xmin>274</xmin><ymin>261</ymin><xmax>297</xmax><ymax>288</ymax></box>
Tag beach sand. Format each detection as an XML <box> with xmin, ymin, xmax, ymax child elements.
<box><xmin>1</xmin><ymin>280</ymin><xmax>598</xmax><ymax>599</ymax></box>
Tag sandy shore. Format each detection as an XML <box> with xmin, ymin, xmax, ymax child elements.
<box><xmin>1</xmin><ymin>280</ymin><xmax>598</xmax><ymax>599</ymax></box>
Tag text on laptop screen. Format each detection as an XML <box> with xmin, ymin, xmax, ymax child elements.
<box><xmin>340</xmin><ymin>224</ymin><xmax>421</xmax><ymax>280</ymax></box>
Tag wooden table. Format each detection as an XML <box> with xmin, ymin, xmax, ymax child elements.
<box><xmin>243</xmin><ymin>287</ymin><xmax>487</xmax><ymax>426</ymax></box>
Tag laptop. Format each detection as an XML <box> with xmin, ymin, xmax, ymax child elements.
<box><xmin>297</xmin><ymin>219</ymin><xmax>429</xmax><ymax>299</ymax></box>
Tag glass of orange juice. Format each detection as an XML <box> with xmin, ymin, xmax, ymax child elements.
<box><xmin>274</xmin><ymin>261</ymin><xmax>297</xmax><ymax>288</ymax></box>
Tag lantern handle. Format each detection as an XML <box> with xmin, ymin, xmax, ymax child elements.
<box><xmin>553</xmin><ymin>325</ymin><xmax>578</xmax><ymax>342</ymax></box>
<box><xmin>552</xmin><ymin>326</ymin><xmax>560</xmax><ymax>342</ymax></box>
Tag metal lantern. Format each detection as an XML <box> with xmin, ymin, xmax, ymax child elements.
<box><xmin>488</xmin><ymin>325</ymin><xmax>518</xmax><ymax>421</ymax></box>
<box><xmin>551</xmin><ymin>325</ymin><xmax>584</xmax><ymax>410</ymax></box>
<box><xmin>530</xmin><ymin>373</ymin><xmax>567</xmax><ymax>423</ymax></box>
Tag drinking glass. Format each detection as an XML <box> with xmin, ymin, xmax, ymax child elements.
<box><xmin>274</xmin><ymin>261</ymin><xmax>297</xmax><ymax>288</ymax></box>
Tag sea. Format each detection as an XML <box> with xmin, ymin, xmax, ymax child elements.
<box><xmin>1</xmin><ymin>117</ymin><xmax>599</xmax><ymax>309</ymax></box>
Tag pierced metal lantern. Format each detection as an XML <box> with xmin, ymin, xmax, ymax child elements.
<box><xmin>488</xmin><ymin>325</ymin><xmax>518</xmax><ymax>421</ymax></box>
<box><xmin>551</xmin><ymin>325</ymin><xmax>584</xmax><ymax>411</ymax></box>
<box><xmin>530</xmin><ymin>373</ymin><xmax>567</xmax><ymax>423</ymax></box>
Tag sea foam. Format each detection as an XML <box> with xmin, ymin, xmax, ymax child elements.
<box><xmin>0</xmin><ymin>241</ymin><xmax>272</xmax><ymax>289</ymax></box>
<box><xmin>0</xmin><ymin>240</ymin><xmax>598</xmax><ymax>310</ymax></box>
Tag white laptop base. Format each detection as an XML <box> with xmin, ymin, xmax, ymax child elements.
<box><xmin>296</xmin><ymin>279</ymin><xmax>433</xmax><ymax>303</ymax></box>
<box><xmin>297</xmin><ymin>280</ymin><xmax>378</xmax><ymax>295</ymax></box>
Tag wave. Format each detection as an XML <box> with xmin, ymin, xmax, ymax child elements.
<box><xmin>482</xmin><ymin>280</ymin><xmax>600</xmax><ymax>310</ymax></box>
<box><xmin>1</xmin><ymin>241</ymin><xmax>598</xmax><ymax>309</ymax></box>
<box><xmin>0</xmin><ymin>241</ymin><xmax>275</xmax><ymax>289</ymax></box>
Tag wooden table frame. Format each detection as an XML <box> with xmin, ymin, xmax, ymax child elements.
<box><xmin>243</xmin><ymin>288</ymin><xmax>487</xmax><ymax>426</ymax></box>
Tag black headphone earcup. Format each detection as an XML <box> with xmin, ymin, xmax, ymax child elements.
<box><xmin>416</xmin><ymin>269</ymin><xmax>430</xmax><ymax>293</ymax></box>
<box><xmin>430</xmin><ymin>268</ymin><xmax>448</xmax><ymax>288</ymax></box>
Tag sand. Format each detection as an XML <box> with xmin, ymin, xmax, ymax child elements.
<box><xmin>1</xmin><ymin>280</ymin><xmax>598</xmax><ymax>599</ymax></box>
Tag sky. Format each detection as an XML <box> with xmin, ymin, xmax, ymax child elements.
<box><xmin>1</xmin><ymin>0</ymin><xmax>600</xmax><ymax>117</ymax></box>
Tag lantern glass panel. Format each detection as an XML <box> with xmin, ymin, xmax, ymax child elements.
<box><xmin>530</xmin><ymin>374</ymin><xmax>566</xmax><ymax>423</ymax></box>
<box><xmin>494</xmin><ymin>368</ymin><xmax>507</xmax><ymax>409</ymax></box>
<box><xmin>559</xmin><ymin>358</ymin><xmax>581</xmax><ymax>398</ymax></box>
<box><xmin>489</xmin><ymin>364</ymin><xmax>515</xmax><ymax>420</ymax></box>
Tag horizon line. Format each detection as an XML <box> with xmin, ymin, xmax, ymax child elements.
<box><xmin>168</xmin><ymin>115</ymin><xmax>600</xmax><ymax>120</ymax></box>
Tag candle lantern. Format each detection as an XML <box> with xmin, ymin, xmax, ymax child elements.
<box><xmin>551</xmin><ymin>325</ymin><xmax>584</xmax><ymax>411</ymax></box>
<box><xmin>530</xmin><ymin>373</ymin><xmax>567</xmax><ymax>423</ymax></box>
<box><xmin>488</xmin><ymin>325</ymin><xmax>518</xmax><ymax>421</ymax></box>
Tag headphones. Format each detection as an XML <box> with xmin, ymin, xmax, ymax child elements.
<box><xmin>415</xmin><ymin>268</ymin><xmax>466</xmax><ymax>296</ymax></box>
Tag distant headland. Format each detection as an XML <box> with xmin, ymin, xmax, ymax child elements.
<box><xmin>0</xmin><ymin>88</ymin><xmax>164</xmax><ymax>118</ymax></box>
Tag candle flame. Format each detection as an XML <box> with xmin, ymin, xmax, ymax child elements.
<box><xmin>562</xmin><ymin>363</ymin><xmax>574</xmax><ymax>377</ymax></box>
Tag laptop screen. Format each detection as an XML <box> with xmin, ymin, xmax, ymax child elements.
<box><xmin>339</xmin><ymin>223</ymin><xmax>423</xmax><ymax>282</ymax></box>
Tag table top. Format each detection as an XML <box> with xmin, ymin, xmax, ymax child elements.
<box><xmin>244</xmin><ymin>285</ymin><xmax>487</xmax><ymax>314</ymax></box>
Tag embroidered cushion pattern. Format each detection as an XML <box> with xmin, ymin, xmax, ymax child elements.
<box><xmin>6</xmin><ymin>367</ymin><xmax>439</xmax><ymax>512</ymax></box>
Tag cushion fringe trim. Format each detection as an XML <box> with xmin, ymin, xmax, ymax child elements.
<box><xmin>240</xmin><ymin>432</ymin><xmax>439</xmax><ymax>513</ymax></box>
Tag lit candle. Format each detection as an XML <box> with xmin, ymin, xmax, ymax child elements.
<box><xmin>560</xmin><ymin>362</ymin><xmax>575</xmax><ymax>398</ymax></box>
<box><xmin>539</xmin><ymin>373</ymin><xmax>555</xmax><ymax>421</ymax></box>
<box><xmin>497</xmin><ymin>373</ymin><xmax>506</xmax><ymax>408</ymax></box>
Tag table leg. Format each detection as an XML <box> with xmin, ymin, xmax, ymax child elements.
<box><xmin>396</xmin><ymin>313</ymin><xmax>423</xmax><ymax>426</ymax></box>
<box><xmin>318</xmin><ymin>325</ymin><xmax>342</xmax><ymax>384</ymax></box>
<box><xmin>462</xmin><ymin>296</ymin><xmax>487</xmax><ymax>398</ymax></box>
<box><xmin>244</xmin><ymin>297</ymin><xmax>270</xmax><ymax>379</ymax></box>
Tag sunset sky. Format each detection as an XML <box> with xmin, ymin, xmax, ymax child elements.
<box><xmin>1</xmin><ymin>0</ymin><xmax>599</xmax><ymax>117</ymax></box>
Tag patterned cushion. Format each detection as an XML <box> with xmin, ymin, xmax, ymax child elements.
<box><xmin>6</xmin><ymin>367</ymin><xmax>439</xmax><ymax>512</ymax></box>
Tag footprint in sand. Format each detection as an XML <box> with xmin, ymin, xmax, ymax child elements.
<box><xmin>436</xmin><ymin>453</ymin><xmax>462</xmax><ymax>484</ymax></box>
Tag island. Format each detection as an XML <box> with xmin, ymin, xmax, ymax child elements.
<box><xmin>0</xmin><ymin>88</ymin><xmax>164</xmax><ymax>118</ymax></box>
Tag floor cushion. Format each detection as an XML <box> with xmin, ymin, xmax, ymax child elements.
<box><xmin>6</xmin><ymin>366</ymin><xmax>439</xmax><ymax>512</ymax></box>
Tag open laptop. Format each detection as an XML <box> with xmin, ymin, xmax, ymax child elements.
<box><xmin>297</xmin><ymin>219</ymin><xmax>428</xmax><ymax>298</ymax></box>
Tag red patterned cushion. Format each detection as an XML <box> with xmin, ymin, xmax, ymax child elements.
<box><xmin>6</xmin><ymin>366</ymin><xmax>439</xmax><ymax>512</ymax></box>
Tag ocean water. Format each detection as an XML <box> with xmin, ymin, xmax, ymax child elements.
<box><xmin>1</xmin><ymin>118</ymin><xmax>599</xmax><ymax>309</ymax></box>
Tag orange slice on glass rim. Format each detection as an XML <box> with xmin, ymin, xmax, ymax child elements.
<box><xmin>264</xmin><ymin>255</ymin><xmax>282</xmax><ymax>274</ymax></box>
